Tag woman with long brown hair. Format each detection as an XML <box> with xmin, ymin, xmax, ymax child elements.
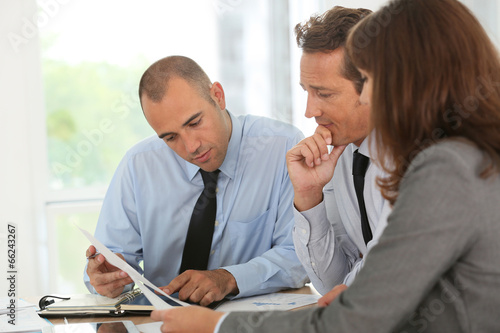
<box><xmin>349</xmin><ymin>0</ymin><xmax>500</xmax><ymax>205</ymax></box>
<box><xmin>151</xmin><ymin>0</ymin><xmax>500</xmax><ymax>331</ymax></box>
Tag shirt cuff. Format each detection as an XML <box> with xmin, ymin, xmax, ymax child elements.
<box><xmin>220</xmin><ymin>264</ymin><xmax>253</xmax><ymax>299</ymax></box>
<box><xmin>293</xmin><ymin>200</ymin><xmax>331</xmax><ymax>242</ymax></box>
<box><xmin>213</xmin><ymin>313</ymin><xmax>229</xmax><ymax>333</ymax></box>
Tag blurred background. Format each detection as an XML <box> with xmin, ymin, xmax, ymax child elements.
<box><xmin>1</xmin><ymin>0</ymin><xmax>498</xmax><ymax>297</ymax></box>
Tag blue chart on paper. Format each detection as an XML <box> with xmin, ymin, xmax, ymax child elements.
<box><xmin>253</xmin><ymin>302</ymin><xmax>281</xmax><ymax>306</ymax></box>
<box><xmin>252</xmin><ymin>301</ymin><xmax>297</xmax><ymax>307</ymax></box>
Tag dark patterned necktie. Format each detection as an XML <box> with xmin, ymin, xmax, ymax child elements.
<box><xmin>352</xmin><ymin>150</ymin><xmax>373</xmax><ymax>245</ymax></box>
<box><xmin>179</xmin><ymin>169</ymin><xmax>220</xmax><ymax>273</ymax></box>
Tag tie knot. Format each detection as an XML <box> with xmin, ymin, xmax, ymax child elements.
<box><xmin>352</xmin><ymin>150</ymin><xmax>370</xmax><ymax>177</ymax></box>
<box><xmin>200</xmin><ymin>169</ymin><xmax>220</xmax><ymax>188</ymax></box>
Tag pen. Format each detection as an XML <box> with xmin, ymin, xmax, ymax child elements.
<box><xmin>86</xmin><ymin>252</ymin><xmax>100</xmax><ymax>259</ymax></box>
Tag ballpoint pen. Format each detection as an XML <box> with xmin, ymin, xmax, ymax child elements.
<box><xmin>86</xmin><ymin>252</ymin><xmax>100</xmax><ymax>259</ymax></box>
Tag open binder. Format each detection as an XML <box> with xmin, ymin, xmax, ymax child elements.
<box><xmin>37</xmin><ymin>289</ymin><xmax>183</xmax><ymax>317</ymax></box>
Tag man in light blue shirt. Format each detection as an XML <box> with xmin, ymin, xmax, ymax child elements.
<box><xmin>84</xmin><ymin>55</ymin><xmax>308</xmax><ymax>306</ymax></box>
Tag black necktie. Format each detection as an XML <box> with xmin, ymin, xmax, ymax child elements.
<box><xmin>352</xmin><ymin>149</ymin><xmax>373</xmax><ymax>245</ymax></box>
<box><xmin>179</xmin><ymin>169</ymin><xmax>220</xmax><ymax>273</ymax></box>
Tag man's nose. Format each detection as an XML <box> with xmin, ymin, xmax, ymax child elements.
<box><xmin>183</xmin><ymin>135</ymin><xmax>201</xmax><ymax>154</ymax></box>
<box><xmin>305</xmin><ymin>95</ymin><xmax>322</xmax><ymax>119</ymax></box>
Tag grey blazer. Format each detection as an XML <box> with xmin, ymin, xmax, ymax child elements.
<box><xmin>220</xmin><ymin>139</ymin><xmax>500</xmax><ymax>333</ymax></box>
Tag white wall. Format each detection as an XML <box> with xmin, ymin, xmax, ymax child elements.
<box><xmin>0</xmin><ymin>0</ymin><xmax>48</xmax><ymax>297</ymax></box>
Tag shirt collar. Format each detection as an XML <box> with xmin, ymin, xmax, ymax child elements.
<box><xmin>357</xmin><ymin>130</ymin><xmax>376</xmax><ymax>159</ymax></box>
<box><xmin>184</xmin><ymin>110</ymin><xmax>240</xmax><ymax>181</ymax></box>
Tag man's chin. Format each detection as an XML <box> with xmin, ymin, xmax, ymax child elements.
<box><xmin>200</xmin><ymin>166</ymin><xmax>219</xmax><ymax>172</ymax></box>
<box><xmin>331</xmin><ymin>135</ymin><xmax>367</xmax><ymax>147</ymax></box>
<box><xmin>195</xmin><ymin>161</ymin><xmax>222</xmax><ymax>173</ymax></box>
<box><xmin>329</xmin><ymin>137</ymin><xmax>349</xmax><ymax>147</ymax></box>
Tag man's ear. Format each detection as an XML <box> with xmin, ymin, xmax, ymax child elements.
<box><xmin>210</xmin><ymin>81</ymin><xmax>226</xmax><ymax>110</ymax></box>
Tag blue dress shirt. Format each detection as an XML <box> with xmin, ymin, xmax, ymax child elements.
<box><xmin>84</xmin><ymin>112</ymin><xmax>308</xmax><ymax>298</ymax></box>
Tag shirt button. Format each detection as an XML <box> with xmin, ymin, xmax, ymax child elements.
<box><xmin>311</xmin><ymin>262</ymin><xmax>316</xmax><ymax>267</ymax></box>
<box><xmin>210</xmin><ymin>250</ymin><xmax>215</xmax><ymax>255</ymax></box>
<box><xmin>215</xmin><ymin>187</ymin><xmax>219</xmax><ymax>193</ymax></box>
<box><xmin>302</xmin><ymin>229</ymin><xmax>307</xmax><ymax>234</ymax></box>
<box><xmin>214</xmin><ymin>220</ymin><xmax>219</xmax><ymax>227</ymax></box>
<box><xmin>359</xmin><ymin>253</ymin><xmax>364</xmax><ymax>259</ymax></box>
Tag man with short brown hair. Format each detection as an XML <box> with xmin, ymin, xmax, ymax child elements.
<box><xmin>84</xmin><ymin>55</ymin><xmax>308</xmax><ymax>306</ymax></box>
<box><xmin>288</xmin><ymin>6</ymin><xmax>391</xmax><ymax>298</ymax></box>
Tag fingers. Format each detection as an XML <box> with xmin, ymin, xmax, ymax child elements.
<box><xmin>288</xmin><ymin>128</ymin><xmax>334</xmax><ymax>168</ymax></box>
<box><xmin>85</xmin><ymin>245</ymin><xmax>97</xmax><ymax>258</ymax></box>
<box><xmin>88</xmin><ymin>267</ymin><xmax>132</xmax><ymax>297</ymax></box>
<box><xmin>318</xmin><ymin>284</ymin><xmax>348</xmax><ymax>307</ymax></box>
<box><xmin>287</xmin><ymin>136</ymin><xmax>326</xmax><ymax>168</ymax></box>
<box><xmin>329</xmin><ymin>144</ymin><xmax>347</xmax><ymax>166</ymax></box>
<box><xmin>171</xmin><ymin>272</ymin><xmax>216</xmax><ymax>302</ymax></box>
<box><xmin>86</xmin><ymin>252</ymin><xmax>133</xmax><ymax>298</ymax></box>
<box><xmin>161</xmin><ymin>271</ymin><xmax>191</xmax><ymax>295</ymax></box>
<box><xmin>314</xmin><ymin>124</ymin><xmax>333</xmax><ymax>145</ymax></box>
<box><xmin>150</xmin><ymin>309</ymin><xmax>167</xmax><ymax>323</ymax></box>
<box><xmin>191</xmin><ymin>289</ymin><xmax>221</xmax><ymax>307</ymax></box>
<box><xmin>302</xmin><ymin>134</ymin><xmax>331</xmax><ymax>167</ymax></box>
<box><xmin>89</xmin><ymin>270</ymin><xmax>133</xmax><ymax>298</ymax></box>
<box><xmin>162</xmin><ymin>270</ymin><xmax>234</xmax><ymax>306</ymax></box>
<box><xmin>86</xmin><ymin>248</ymin><xmax>127</xmax><ymax>275</ymax></box>
<box><xmin>151</xmin><ymin>307</ymin><xmax>224</xmax><ymax>333</ymax></box>
<box><xmin>151</xmin><ymin>309</ymin><xmax>177</xmax><ymax>333</ymax></box>
<box><xmin>87</xmin><ymin>253</ymin><xmax>111</xmax><ymax>274</ymax></box>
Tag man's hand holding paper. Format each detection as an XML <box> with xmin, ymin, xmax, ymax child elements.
<box><xmin>85</xmin><ymin>229</ymin><xmax>235</xmax><ymax>308</ymax></box>
<box><xmin>86</xmin><ymin>245</ymin><xmax>133</xmax><ymax>298</ymax></box>
<box><xmin>80</xmin><ymin>226</ymin><xmax>189</xmax><ymax>309</ymax></box>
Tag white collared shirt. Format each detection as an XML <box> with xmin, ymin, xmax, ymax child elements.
<box><xmin>293</xmin><ymin>132</ymin><xmax>391</xmax><ymax>295</ymax></box>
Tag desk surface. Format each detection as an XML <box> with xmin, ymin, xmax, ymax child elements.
<box><xmin>34</xmin><ymin>286</ymin><xmax>317</xmax><ymax>326</ymax></box>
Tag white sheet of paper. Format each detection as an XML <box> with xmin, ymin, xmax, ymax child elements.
<box><xmin>0</xmin><ymin>307</ymin><xmax>51</xmax><ymax>333</ymax></box>
<box><xmin>0</xmin><ymin>299</ymin><xmax>36</xmax><ymax>315</ymax></box>
<box><xmin>79</xmin><ymin>226</ymin><xmax>190</xmax><ymax>309</ymax></box>
<box><xmin>216</xmin><ymin>293</ymin><xmax>320</xmax><ymax>312</ymax></box>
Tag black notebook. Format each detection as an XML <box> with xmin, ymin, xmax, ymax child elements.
<box><xmin>38</xmin><ymin>289</ymin><xmax>225</xmax><ymax>317</ymax></box>
<box><xmin>38</xmin><ymin>289</ymin><xmax>182</xmax><ymax>317</ymax></box>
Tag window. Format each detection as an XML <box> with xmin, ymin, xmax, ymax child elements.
<box><xmin>39</xmin><ymin>0</ymin><xmax>318</xmax><ymax>294</ymax></box>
